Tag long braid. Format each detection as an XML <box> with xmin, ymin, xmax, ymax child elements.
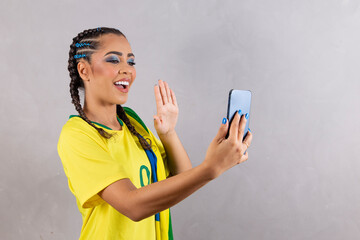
<box><xmin>68</xmin><ymin>28</ymin><xmax>113</xmax><ymax>139</ymax></box>
<box><xmin>117</xmin><ymin>105</ymin><xmax>152</xmax><ymax>150</ymax></box>
<box><xmin>67</xmin><ymin>27</ymin><xmax>151</xmax><ymax>150</ymax></box>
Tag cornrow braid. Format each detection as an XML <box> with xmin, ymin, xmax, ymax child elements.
<box><xmin>67</xmin><ymin>27</ymin><xmax>151</xmax><ymax>150</ymax></box>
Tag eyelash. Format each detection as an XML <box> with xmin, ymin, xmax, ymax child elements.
<box><xmin>107</xmin><ymin>59</ymin><xmax>136</xmax><ymax>66</ymax></box>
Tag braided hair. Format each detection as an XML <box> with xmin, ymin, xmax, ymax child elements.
<box><xmin>68</xmin><ymin>27</ymin><xmax>151</xmax><ymax>150</ymax></box>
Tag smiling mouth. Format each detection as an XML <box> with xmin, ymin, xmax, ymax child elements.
<box><xmin>114</xmin><ymin>81</ymin><xmax>129</xmax><ymax>89</ymax></box>
<box><xmin>114</xmin><ymin>80</ymin><xmax>130</xmax><ymax>93</ymax></box>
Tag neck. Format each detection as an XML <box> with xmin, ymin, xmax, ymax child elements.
<box><xmin>83</xmin><ymin>99</ymin><xmax>121</xmax><ymax>130</ymax></box>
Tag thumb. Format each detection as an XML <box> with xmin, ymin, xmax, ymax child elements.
<box><xmin>214</xmin><ymin>117</ymin><xmax>229</xmax><ymax>140</ymax></box>
<box><xmin>153</xmin><ymin>115</ymin><xmax>161</xmax><ymax>127</ymax></box>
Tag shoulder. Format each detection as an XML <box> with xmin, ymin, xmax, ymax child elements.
<box><xmin>61</xmin><ymin>115</ymin><xmax>96</xmax><ymax>134</ymax></box>
<box><xmin>58</xmin><ymin>115</ymin><xmax>106</xmax><ymax>146</ymax></box>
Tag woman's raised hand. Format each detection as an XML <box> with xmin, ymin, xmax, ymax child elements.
<box><xmin>203</xmin><ymin>111</ymin><xmax>253</xmax><ymax>179</ymax></box>
<box><xmin>153</xmin><ymin>79</ymin><xmax>179</xmax><ymax>137</ymax></box>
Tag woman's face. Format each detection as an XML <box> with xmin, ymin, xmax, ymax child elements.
<box><xmin>82</xmin><ymin>33</ymin><xmax>136</xmax><ymax>105</ymax></box>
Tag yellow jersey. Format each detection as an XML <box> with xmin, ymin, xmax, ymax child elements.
<box><xmin>57</xmin><ymin>107</ymin><xmax>173</xmax><ymax>239</ymax></box>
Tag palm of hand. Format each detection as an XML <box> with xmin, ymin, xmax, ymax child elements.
<box><xmin>153</xmin><ymin>80</ymin><xmax>179</xmax><ymax>137</ymax></box>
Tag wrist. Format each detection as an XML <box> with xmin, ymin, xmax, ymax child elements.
<box><xmin>158</xmin><ymin>130</ymin><xmax>177</xmax><ymax>141</ymax></box>
<box><xmin>199</xmin><ymin>161</ymin><xmax>219</xmax><ymax>181</ymax></box>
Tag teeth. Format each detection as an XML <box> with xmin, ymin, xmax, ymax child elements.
<box><xmin>114</xmin><ymin>81</ymin><xmax>129</xmax><ymax>86</ymax></box>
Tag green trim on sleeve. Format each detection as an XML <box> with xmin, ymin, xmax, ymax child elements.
<box><xmin>122</xmin><ymin>107</ymin><xmax>149</xmax><ymax>133</ymax></box>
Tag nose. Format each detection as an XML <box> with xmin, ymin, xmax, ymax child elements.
<box><xmin>119</xmin><ymin>63</ymin><xmax>133</xmax><ymax>75</ymax></box>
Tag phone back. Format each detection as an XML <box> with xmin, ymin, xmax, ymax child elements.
<box><xmin>226</xmin><ymin>89</ymin><xmax>252</xmax><ymax>139</ymax></box>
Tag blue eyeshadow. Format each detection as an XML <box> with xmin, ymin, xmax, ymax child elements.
<box><xmin>106</xmin><ymin>56</ymin><xmax>119</xmax><ymax>61</ymax></box>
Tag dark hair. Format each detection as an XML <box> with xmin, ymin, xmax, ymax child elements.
<box><xmin>68</xmin><ymin>27</ymin><xmax>151</xmax><ymax>150</ymax></box>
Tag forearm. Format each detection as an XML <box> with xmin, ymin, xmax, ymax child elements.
<box><xmin>158</xmin><ymin>130</ymin><xmax>192</xmax><ymax>175</ymax></box>
<box><xmin>129</xmin><ymin>162</ymin><xmax>214</xmax><ymax>221</ymax></box>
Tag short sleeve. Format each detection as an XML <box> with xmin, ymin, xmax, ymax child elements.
<box><xmin>148</xmin><ymin>129</ymin><xmax>171</xmax><ymax>178</ymax></box>
<box><xmin>57</xmin><ymin>127</ymin><xmax>129</xmax><ymax>208</ymax></box>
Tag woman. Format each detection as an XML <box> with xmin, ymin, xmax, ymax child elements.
<box><xmin>57</xmin><ymin>27</ymin><xmax>253</xmax><ymax>240</ymax></box>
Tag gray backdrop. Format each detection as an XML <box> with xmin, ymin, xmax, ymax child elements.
<box><xmin>1</xmin><ymin>0</ymin><xmax>359</xmax><ymax>239</ymax></box>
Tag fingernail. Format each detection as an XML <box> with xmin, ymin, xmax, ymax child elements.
<box><xmin>245</xmin><ymin>113</ymin><xmax>249</xmax><ymax>119</ymax></box>
<box><xmin>222</xmin><ymin>118</ymin><xmax>227</xmax><ymax>124</ymax></box>
<box><xmin>238</xmin><ymin>109</ymin><xmax>242</xmax><ymax>115</ymax></box>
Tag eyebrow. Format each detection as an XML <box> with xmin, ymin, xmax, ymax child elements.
<box><xmin>104</xmin><ymin>51</ymin><xmax>135</xmax><ymax>58</ymax></box>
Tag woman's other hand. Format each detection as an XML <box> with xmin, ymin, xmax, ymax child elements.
<box><xmin>202</xmin><ymin>111</ymin><xmax>253</xmax><ymax>179</ymax></box>
<box><xmin>153</xmin><ymin>79</ymin><xmax>179</xmax><ymax>137</ymax></box>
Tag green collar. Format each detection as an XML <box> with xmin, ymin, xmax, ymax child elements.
<box><xmin>69</xmin><ymin>115</ymin><xmax>124</xmax><ymax>130</ymax></box>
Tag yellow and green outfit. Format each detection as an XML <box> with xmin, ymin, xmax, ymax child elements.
<box><xmin>57</xmin><ymin>107</ymin><xmax>174</xmax><ymax>240</ymax></box>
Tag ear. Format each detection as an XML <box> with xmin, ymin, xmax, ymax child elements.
<box><xmin>77</xmin><ymin>60</ymin><xmax>91</xmax><ymax>82</ymax></box>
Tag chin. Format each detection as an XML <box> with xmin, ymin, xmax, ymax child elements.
<box><xmin>118</xmin><ymin>98</ymin><xmax>128</xmax><ymax>105</ymax></box>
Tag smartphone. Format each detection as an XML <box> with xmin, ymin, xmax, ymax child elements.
<box><xmin>226</xmin><ymin>89</ymin><xmax>252</xmax><ymax>140</ymax></box>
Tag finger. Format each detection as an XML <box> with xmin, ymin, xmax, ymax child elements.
<box><xmin>238</xmin><ymin>114</ymin><xmax>247</xmax><ymax>142</ymax></box>
<box><xmin>242</xmin><ymin>131</ymin><xmax>253</xmax><ymax>149</ymax></box>
<box><xmin>229</xmin><ymin>111</ymin><xmax>240</xmax><ymax>141</ymax></box>
<box><xmin>164</xmin><ymin>81</ymin><xmax>172</xmax><ymax>104</ymax></box>
<box><xmin>154</xmin><ymin>84</ymin><xmax>164</xmax><ymax>108</ymax></box>
<box><xmin>159</xmin><ymin>79</ymin><xmax>169</xmax><ymax>104</ymax></box>
<box><xmin>239</xmin><ymin>151</ymin><xmax>249</xmax><ymax>164</ymax></box>
<box><xmin>215</xmin><ymin>117</ymin><xmax>229</xmax><ymax>141</ymax></box>
<box><xmin>170</xmin><ymin>89</ymin><xmax>178</xmax><ymax>107</ymax></box>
